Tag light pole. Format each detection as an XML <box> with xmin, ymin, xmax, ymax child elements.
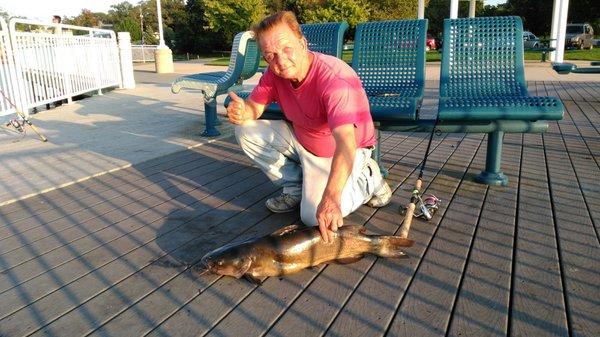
<box><xmin>154</xmin><ymin>0</ymin><xmax>174</xmax><ymax>73</ymax></box>
<box><xmin>139</xmin><ymin>8</ymin><xmax>144</xmax><ymax>45</ymax></box>
<box><xmin>156</xmin><ymin>0</ymin><xmax>166</xmax><ymax>47</ymax></box>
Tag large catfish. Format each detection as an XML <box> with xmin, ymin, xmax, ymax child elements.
<box><xmin>199</xmin><ymin>224</ymin><xmax>413</xmax><ymax>283</ymax></box>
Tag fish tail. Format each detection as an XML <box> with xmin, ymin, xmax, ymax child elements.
<box><xmin>371</xmin><ymin>236</ymin><xmax>414</xmax><ymax>258</ymax></box>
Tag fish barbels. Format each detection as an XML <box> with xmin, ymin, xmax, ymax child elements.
<box><xmin>200</xmin><ymin>224</ymin><xmax>413</xmax><ymax>281</ymax></box>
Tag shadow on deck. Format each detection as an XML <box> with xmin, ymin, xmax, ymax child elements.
<box><xmin>0</xmin><ymin>81</ymin><xmax>598</xmax><ymax>337</ymax></box>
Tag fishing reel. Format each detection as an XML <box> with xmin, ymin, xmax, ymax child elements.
<box><xmin>6</xmin><ymin>118</ymin><xmax>25</xmax><ymax>134</ymax></box>
<box><xmin>399</xmin><ymin>194</ymin><xmax>440</xmax><ymax>221</ymax></box>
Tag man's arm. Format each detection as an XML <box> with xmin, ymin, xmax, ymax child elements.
<box><xmin>227</xmin><ymin>91</ymin><xmax>266</xmax><ymax>124</ymax></box>
<box><xmin>316</xmin><ymin>123</ymin><xmax>357</xmax><ymax>243</ymax></box>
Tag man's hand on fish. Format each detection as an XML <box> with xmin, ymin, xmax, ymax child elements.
<box><xmin>316</xmin><ymin>194</ymin><xmax>343</xmax><ymax>243</ymax></box>
<box><xmin>227</xmin><ymin>91</ymin><xmax>246</xmax><ymax>124</ymax></box>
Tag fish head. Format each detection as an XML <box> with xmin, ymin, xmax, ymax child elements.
<box><xmin>200</xmin><ymin>248</ymin><xmax>253</xmax><ymax>279</ymax></box>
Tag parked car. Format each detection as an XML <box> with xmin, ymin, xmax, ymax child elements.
<box><xmin>523</xmin><ymin>31</ymin><xmax>540</xmax><ymax>49</ymax></box>
<box><xmin>426</xmin><ymin>33</ymin><xmax>437</xmax><ymax>51</ymax></box>
<box><xmin>566</xmin><ymin>23</ymin><xmax>595</xmax><ymax>49</ymax></box>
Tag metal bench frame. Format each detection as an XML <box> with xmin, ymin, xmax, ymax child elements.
<box><xmin>172</xmin><ymin>31</ymin><xmax>260</xmax><ymax>136</ymax></box>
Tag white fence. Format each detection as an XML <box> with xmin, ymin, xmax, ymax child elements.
<box><xmin>131</xmin><ymin>44</ymin><xmax>157</xmax><ymax>63</ymax></box>
<box><xmin>0</xmin><ymin>18</ymin><xmax>125</xmax><ymax>117</ymax></box>
<box><xmin>0</xmin><ymin>19</ymin><xmax>19</xmax><ymax>116</ymax></box>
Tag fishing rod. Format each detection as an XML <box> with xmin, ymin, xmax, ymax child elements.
<box><xmin>0</xmin><ymin>88</ymin><xmax>48</xmax><ymax>142</ymax></box>
<box><xmin>398</xmin><ymin>118</ymin><xmax>441</xmax><ymax>239</ymax></box>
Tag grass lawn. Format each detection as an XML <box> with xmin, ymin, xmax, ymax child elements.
<box><xmin>204</xmin><ymin>47</ymin><xmax>600</xmax><ymax>66</ymax></box>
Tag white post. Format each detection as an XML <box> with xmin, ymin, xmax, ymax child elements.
<box><xmin>118</xmin><ymin>32</ymin><xmax>136</xmax><ymax>89</ymax></box>
<box><xmin>469</xmin><ymin>0</ymin><xmax>476</xmax><ymax>18</ymax></box>
<box><xmin>450</xmin><ymin>0</ymin><xmax>459</xmax><ymax>19</ymax></box>
<box><xmin>156</xmin><ymin>0</ymin><xmax>165</xmax><ymax>48</ymax></box>
<box><xmin>418</xmin><ymin>0</ymin><xmax>425</xmax><ymax>19</ymax></box>
<box><xmin>555</xmin><ymin>0</ymin><xmax>570</xmax><ymax>63</ymax></box>
<box><xmin>549</xmin><ymin>0</ymin><xmax>561</xmax><ymax>61</ymax></box>
<box><xmin>154</xmin><ymin>0</ymin><xmax>173</xmax><ymax>73</ymax></box>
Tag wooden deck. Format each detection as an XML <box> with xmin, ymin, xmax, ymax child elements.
<box><xmin>0</xmin><ymin>81</ymin><xmax>599</xmax><ymax>337</ymax></box>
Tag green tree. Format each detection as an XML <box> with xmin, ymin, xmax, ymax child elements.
<box><xmin>64</xmin><ymin>9</ymin><xmax>102</xmax><ymax>27</ymax></box>
<box><xmin>367</xmin><ymin>0</ymin><xmax>422</xmax><ymax>21</ymax></box>
<box><xmin>506</xmin><ymin>0</ymin><xmax>549</xmax><ymax>35</ymax></box>
<box><xmin>301</xmin><ymin>0</ymin><xmax>370</xmax><ymax>28</ymax></box>
<box><xmin>114</xmin><ymin>16</ymin><xmax>142</xmax><ymax>41</ymax></box>
<box><xmin>107</xmin><ymin>1</ymin><xmax>136</xmax><ymax>24</ymax></box>
<box><xmin>425</xmin><ymin>0</ymin><xmax>448</xmax><ymax>37</ymax></box>
<box><xmin>203</xmin><ymin>0</ymin><xmax>267</xmax><ymax>43</ymax></box>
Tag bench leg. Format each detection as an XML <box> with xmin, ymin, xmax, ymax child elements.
<box><xmin>201</xmin><ymin>99</ymin><xmax>221</xmax><ymax>137</ymax></box>
<box><xmin>475</xmin><ymin>131</ymin><xmax>508</xmax><ymax>186</ymax></box>
<box><xmin>372</xmin><ymin>129</ymin><xmax>389</xmax><ymax>178</ymax></box>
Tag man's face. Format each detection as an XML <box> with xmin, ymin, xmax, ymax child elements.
<box><xmin>259</xmin><ymin>23</ymin><xmax>308</xmax><ymax>81</ymax></box>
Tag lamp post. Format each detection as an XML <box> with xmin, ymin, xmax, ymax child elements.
<box><xmin>154</xmin><ymin>0</ymin><xmax>174</xmax><ymax>73</ymax></box>
<box><xmin>139</xmin><ymin>8</ymin><xmax>144</xmax><ymax>45</ymax></box>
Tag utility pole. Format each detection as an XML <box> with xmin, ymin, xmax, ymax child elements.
<box><xmin>139</xmin><ymin>7</ymin><xmax>144</xmax><ymax>45</ymax></box>
<box><xmin>154</xmin><ymin>0</ymin><xmax>174</xmax><ymax>73</ymax></box>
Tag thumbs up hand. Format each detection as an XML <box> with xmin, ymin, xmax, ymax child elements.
<box><xmin>227</xmin><ymin>91</ymin><xmax>246</xmax><ymax>125</ymax></box>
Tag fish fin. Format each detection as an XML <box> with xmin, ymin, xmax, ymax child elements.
<box><xmin>244</xmin><ymin>274</ymin><xmax>265</xmax><ymax>285</ymax></box>
<box><xmin>270</xmin><ymin>224</ymin><xmax>302</xmax><ymax>236</ymax></box>
<box><xmin>332</xmin><ymin>255</ymin><xmax>364</xmax><ymax>265</ymax></box>
<box><xmin>232</xmin><ymin>257</ymin><xmax>253</xmax><ymax>279</ymax></box>
<box><xmin>373</xmin><ymin>236</ymin><xmax>414</xmax><ymax>258</ymax></box>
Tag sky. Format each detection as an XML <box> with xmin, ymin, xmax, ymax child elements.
<box><xmin>0</xmin><ymin>0</ymin><xmax>141</xmax><ymax>21</ymax></box>
<box><xmin>1</xmin><ymin>0</ymin><xmax>508</xmax><ymax>22</ymax></box>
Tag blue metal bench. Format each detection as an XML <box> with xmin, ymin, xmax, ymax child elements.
<box><xmin>224</xmin><ymin>22</ymin><xmax>349</xmax><ymax>118</ymax></box>
<box><xmin>436</xmin><ymin>16</ymin><xmax>564</xmax><ymax>185</ymax></box>
<box><xmin>351</xmin><ymin>19</ymin><xmax>427</xmax><ymax>174</ymax></box>
<box><xmin>366</xmin><ymin>16</ymin><xmax>564</xmax><ymax>186</ymax></box>
<box><xmin>171</xmin><ymin>31</ymin><xmax>260</xmax><ymax>136</ymax></box>
<box><xmin>552</xmin><ymin>61</ymin><xmax>600</xmax><ymax>74</ymax></box>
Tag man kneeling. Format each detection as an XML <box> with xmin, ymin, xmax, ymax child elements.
<box><xmin>226</xmin><ymin>11</ymin><xmax>391</xmax><ymax>243</ymax></box>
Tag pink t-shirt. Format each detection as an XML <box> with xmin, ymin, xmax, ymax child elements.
<box><xmin>249</xmin><ymin>52</ymin><xmax>376</xmax><ymax>158</ymax></box>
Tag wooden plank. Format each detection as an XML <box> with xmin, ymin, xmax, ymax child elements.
<box><xmin>0</xmin><ymin>139</ymin><xmax>242</xmax><ymax>227</ymax></box>
<box><xmin>543</xmin><ymin>105</ymin><xmax>600</xmax><ymax>337</ymax></box>
<box><xmin>265</xmin><ymin>133</ymin><xmax>477</xmax><ymax>337</ymax></box>
<box><xmin>0</xmin><ymin>138</ymin><xmax>240</xmax><ymax>217</ymax></box>
<box><xmin>85</xmin><ymin>212</ymin><xmax>301</xmax><ymax>337</ymax></box>
<box><xmin>557</xmin><ymin>81</ymin><xmax>583</xmax><ymax>102</ymax></box>
<box><xmin>0</xmin><ymin>152</ymin><xmax>250</xmax><ymax>260</ymax></box>
<box><xmin>0</xmin><ymin>162</ymin><xmax>256</xmax><ymax>293</ymax></box>
<box><xmin>377</xmin><ymin>133</ymin><xmax>486</xmax><ymax>337</ymax></box>
<box><xmin>446</xmin><ymin>132</ymin><xmax>522</xmax><ymax>336</ymax></box>
<box><xmin>322</xmin><ymin>134</ymin><xmax>478</xmax><ymax>337</ymax></box>
<box><xmin>510</xmin><ymin>132</ymin><xmax>569</xmax><ymax>336</ymax></box>
<box><xmin>568</xmin><ymin>82</ymin><xmax>598</xmax><ymax>104</ymax></box>
<box><xmin>579</xmin><ymin>82</ymin><xmax>600</xmax><ymax>101</ymax></box>
<box><xmin>0</xmin><ymin>168</ymin><xmax>265</xmax><ymax>311</ymax></box>
<box><xmin>558</xmin><ymin>102</ymin><xmax>600</xmax><ymax>232</ymax></box>
<box><xmin>33</xmin><ymin>191</ymin><xmax>291</xmax><ymax>337</ymax></box>
<box><xmin>0</xmin><ymin>173</ymin><xmax>272</xmax><ymax>336</ymax></box>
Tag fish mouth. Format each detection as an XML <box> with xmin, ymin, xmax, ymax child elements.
<box><xmin>195</xmin><ymin>256</ymin><xmax>213</xmax><ymax>274</ymax></box>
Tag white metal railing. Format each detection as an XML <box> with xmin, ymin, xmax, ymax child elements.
<box><xmin>131</xmin><ymin>44</ymin><xmax>157</xmax><ymax>62</ymax></box>
<box><xmin>0</xmin><ymin>18</ymin><xmax>125</xmax><ymax>117</ymax></box>
<box><xmin>0</xmin><ymin>19</ymin><xmax>19</xmax><ymax>117</ymax></box>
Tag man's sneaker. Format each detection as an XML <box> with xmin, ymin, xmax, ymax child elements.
<box><xmin>266</xmin><ymin>193</ymin><xmax>301</xmax><ymax>213</ymax></box>
<box><xmin>366</xmin><ymin>159</ymin><xmax>392</xmax><ymax>208</ymax></box>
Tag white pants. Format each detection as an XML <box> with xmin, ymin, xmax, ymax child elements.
<box><xmin>235</xmin><ymin>120</ymin><xmax>376</xmax><ymax>226</ymax></box>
